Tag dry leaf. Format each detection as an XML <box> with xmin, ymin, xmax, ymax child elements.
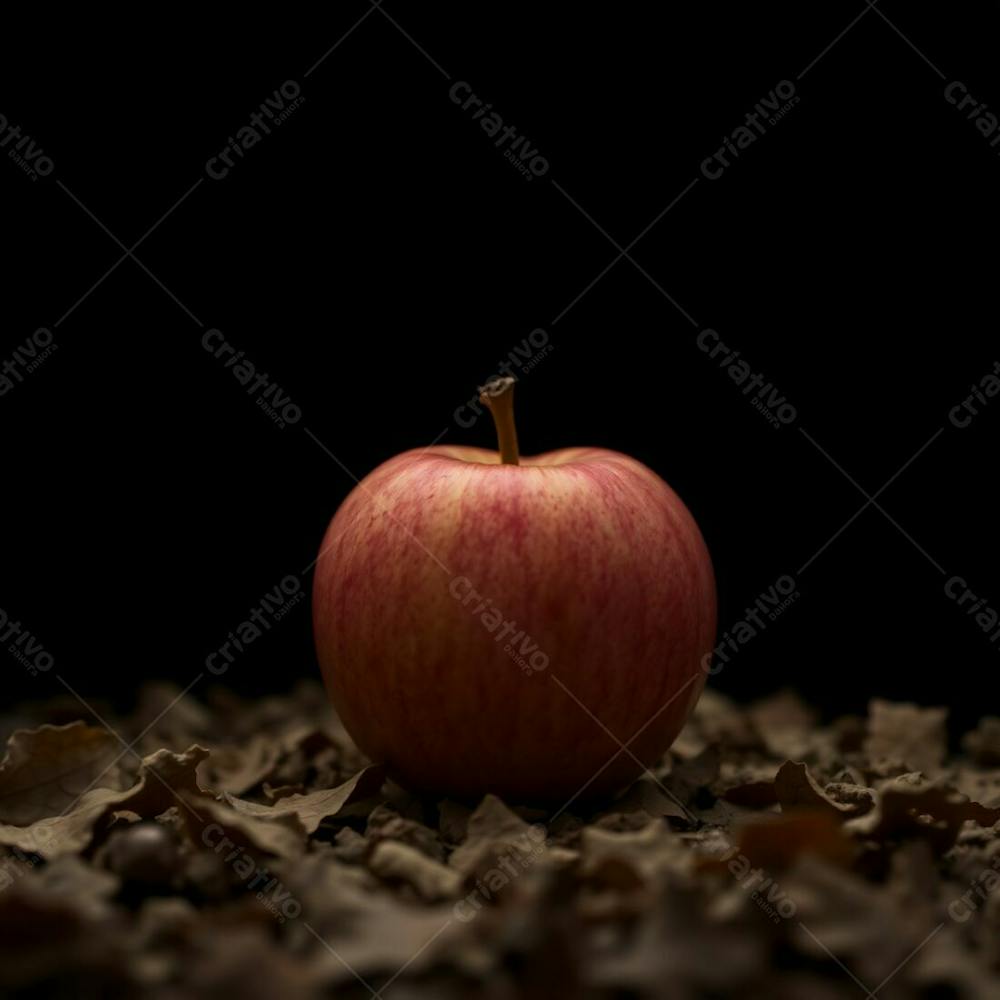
<box><xmin>368</xmin><ymin>840</ymin><xmax>463</xmax><ymax>901</ymax></box>
<box><xmin>0</xmin><ymin>722</ymin><xmax>131</xmax><ymax>824</ymax></box>
<box><xmin>0</xmin><ymin>744</ymin><xmax>209</xmax><ymax>859</ymax></box>
<box><xmin>749</xmin><ymin>691</ymin><xmax>818</xmax><ymax>759</ymax></box>
<box><xmin>179</xmin><ymin>796</ymin><xmax>306</xmax><ymax>859</ymax></box>
<box><xmin>198</xmin><ymin>734</ymin><xmax>284</xmax><ymax>795</ymax></box>
<box><xmin>284</xmin><ymin>854</ymin><xmax>458</xmax><ymax>981</ymax></box>
<box><xmin>847</xmin><ymin>779</ymin><xmax>1000</xmax><ymax>854</ymax></box>
<box><xmin>581</xmin><ymin>820</ymin><xmax>684</xmax><ymax>886</ymax></box>
<box><xmin>591</xmin><ymin>887</ymin><xmax>767</xmax><ymax>992</ymax></box>
<box><xmin>224</xmin><ymin>764</ymin><xmax>384</xmax><ymax>835</ymax></box>
<box><xmin>603</xmin><ymin>776</ymin><xmax>692</xmax><ymax>825</ymax></box>
<box><xmin>0</xmin><ymin>786</ymin><xmax>131</xmax><ymax>858</ymax></box>
<box><xmin>367</xmin><ymin>806</ymin><xmax>446</xmax><ymax>861</ymax></box>
<box><xmin>448</xmin><ymin>794</ymin><xmax>547</xmax><ymax>876</ymax></box>
<box><xmin>774</xmin><ymin>761</ymin><xmax>860</xmax><ymax>819</ymax></box>
<box><xmin>864</xmin><ymin>699</ymin><xmax>948</xmax><ymax>773</ymax></box>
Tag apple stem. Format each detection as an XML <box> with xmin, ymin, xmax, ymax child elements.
<box><xmin>479</xmin><ymin>376</ymin><xmax>520</xmax><ymax>465</ymax></box>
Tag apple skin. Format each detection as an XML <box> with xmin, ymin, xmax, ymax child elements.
<box><xmin>313</xmin><ymin>445</ymin><xmax>716</xmax><ymax>804</ymax></box>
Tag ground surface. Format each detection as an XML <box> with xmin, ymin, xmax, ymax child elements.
<box><xmin>2</xmin><ymin>682</ymin><xmax>999</xmax><ymax>998</ymax></box>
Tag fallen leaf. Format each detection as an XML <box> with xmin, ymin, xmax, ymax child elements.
<box><xmin>448</xmin><ymin>794</ymin><xmax>548</xmax><ymax>876</ymax></box>
<box><xmin>367</xmin><ymin>805</ymin><xmax>445</xmax><ymax>861</ymax></box>
<box><xmin>283</xmin><ymin>854</ymin><xmax>458</xmax><ymax>981</ymax></box>
<box><xmin>368</xmin><ymin>840</ymin><xmax>463</xmax><ymax>900</ymax></box>
<box><xmin>0</xmin><ymin>745</ymin><xmax>209</xmax><ymax>859</ymax></box>
<box><xmin>180</xmin><ymin>796</ymin><xmax>306</xmax><ymax>859</ymax></box>
<box><xmin>0</xmin><ymin>786</ymin><xmax>133</xmax><ymax>859</ymax></box>
<box><xmin>223</xmin><ymin>764</ymin><xmax>384</xmax><ymax>835</ymax></box>
<box><xmin>787</xmin><ymin>855</ymin><xmax>938</xmax><ymax>987</ymax></box>
<box><xmin>774</xmin><ymin>761</ymin><xmax>861</xmax><ymax>819</ymax></box>
<box><xmin>864</xmin><ymin>699</ymin><xmax>947</xmax><ymax>773</ymax></box>
<box><xmin>847</xmin><ymin>779</ymin><xmax>1000</xmax><ymax>854</ymax></box>
<box><xmin>581</xmin><ymin>819</ymin><xmax>684</xmax><ymax>886</ymax></box>
<box><xmin>604</xmin><ymin>776</ymin><xmax>692</xmax><ymax>824</ymax></box>
<box><xmin>198</xmin><ymin>734</ymin><xmax>283</xmax><ymax>795</ymax></box>
<box><xmin>749</xmin><ymin>691</ymin><xmax>819</xmax><ymax>759</ymax></box>
<box><xmin>591</xmin><ymin>885</ymin><xmax>767</xmax><ymax>992</ymax></box>
<box><xmin>0</xmin><ymin>723</ymin><xmax>131</xmax><ymax>825</ymax></box>
<box><xmin>954</xmin><ymin>767</ymin><xmax>1000</xmax><ymax>809</ymax></box>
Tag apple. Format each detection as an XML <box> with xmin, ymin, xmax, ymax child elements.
<box><xmin>313</xmin><ymin>378</ymin><xmax>716</xmax><ymax>803</ymax></box>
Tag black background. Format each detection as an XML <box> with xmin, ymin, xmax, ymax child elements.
<box><xmin>2</xmin><ymin>4</ymin><xmax>997</xmax><ymax>731</ymax></box>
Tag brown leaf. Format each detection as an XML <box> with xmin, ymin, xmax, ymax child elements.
<box><xmin>749</xmin><ymin>691</ymin><xmax>819</xmax><ymax>759</ymax></box>
<box><xmin>448</xmin><ymin>794</ymin><xmax>547</xmax><ymax>876</ymax></box>
<box><xmin>180</xmin><ymin>796</ymin><xmax>306</xmax><ymax>859</ymax></box>
<box><xmin>822</xmin><ymin>781</ymin><xmax>876</xmax><ymax>817</ymax></box>
<box><xmin>909</xmin><ymin>924</ymin><xmax>1000</xmax><ymax>999</ymax></box>
<box><xmin>367</xmin><ymin>806</ymin><xmax>445</xmax><ymax>861</ymax></box>
<box><xmin>120</xmin><ymin>745</ymin><xmax>210</xmax><ymax>816</ymax></box>
<box><xmin>604</xmin><ymin>776</ymin><xmax>692</xmax><ymax>825</ymax></box>
<box><xmin>198</xmin><ymin>734</ymin><xmax>284</xmax><ymax>795</ymax></box>
<box><xmin>160</xmin><ymin>925</ymin><xmax>317</xmax><ymax>1000</ymax></box>
<box><xmin>774</xmin><ymin>761</ymin><xmax>866</xmax><ymax>820</ymax></box>
<box><xmin>677</xmin><ymin>689</ymin><xmax>760</xmax><ymax>753</ymax></box>
<box><xmin>787</xmin><ymin>856</ymin><xmax>938</xmax><ymax>988</ymax></box>
<box><xmin>263</xmin><ymin>782</ymin><xmax>306</xmax><ymax>802</ymax></box>
<box><xmin>0</xmin><ymin>745</ymin><xmax>210</xmax><ymax>859</ymax></box>
<box><xmin>864</xmin><ymin>699</ymin><xmax>947</xmax><ymax>773</ymax></box>
<box><xmin>591</xmin><ymin>885</ymin><xmax>768</xmax><ymax>992</ymax></box>
<box><xmin>954</xmin><ymin>767</ymin><xmax>1000</xmax><ymax>809</ymax></box>
<box><xmin>0</xmin><ymin>723</ymin><xmax>131</xmax><ymax>825</ymax></box>
<box><xmin>283</xmin><ymin>854</ymin><xmax>458</xmax><ymax>981</ymax></box>
<box><xmin>223</xmin><ymin>764</ymin><xmax>384</xmax><ymax>835</ymax></box>
<box><xmin>368</xmin><ymin>840</ymin><xmax>463</xmax><ymax>901</ymax></box>
<box><xmin>846</xmin><ymin>778</ymin><xmax>1000</xmax><ymax>854</ymax></box>
<box><xmin>0</xmin><ymin>786</ymin><xmax>133</xmax><ymax>859</ymax></box>
<box><xmin>580</xmin><ymin>820</ymin><xmax>683</xmax><ymax>887</ymax></box>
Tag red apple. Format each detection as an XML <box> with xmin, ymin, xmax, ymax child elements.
<box><xmin>313</xmin><ymin>379</ymin><xmax>716</xmax><ymax>803</ymax></box>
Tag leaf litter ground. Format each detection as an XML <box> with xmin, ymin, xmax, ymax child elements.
<box><xmin>2</xmin><ymin>682</ymin><xmax>1000</xmax><ymax>998</ymax></box>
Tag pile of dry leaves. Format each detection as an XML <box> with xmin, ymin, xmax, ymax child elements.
<box><xmin>3</xmin><ymin>682</ymin><xmax>1000</xmax><ymax>998</ymax></box>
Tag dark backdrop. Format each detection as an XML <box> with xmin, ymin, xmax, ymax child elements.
<box><xmin>2</xmin><ymin>4</ymin><xmax>997</xmax><ymax>731</ymax></box>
